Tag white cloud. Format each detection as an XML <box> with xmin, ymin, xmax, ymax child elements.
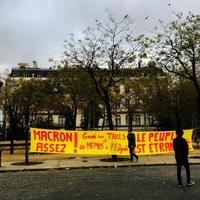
<box><xmin>0</xmin><ymin>0</ymin><xmax>199</xmax><ymax>74</ymax></box>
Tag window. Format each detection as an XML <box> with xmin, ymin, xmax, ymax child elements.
<box><xmin>125</xmin><ymin>99</ymin><xmax>129</xmax><ymax>108</ymax></box>
<box><xmin>125</xmin><ymin>86</ymin><xmax>130</xmax><ymax>93</ymax></box>
<box><xmin>115</xmin><ymin>115</ymin><xmax>121</xmax><ymax>126</ymax></box>
<box><xmin>115</xmin><ymin>102</ymin><xmax>121</xmax><ymax>109</ymax></box>
<box><xmin>105</xmin><ymin>117</ymin><xmax>115</xmax><ymax>127</ymax></box>
<box><xmin>135</xmin><ymin>115</ymin><xmax>141</xmax><ymax>126</ymax></box>
<box><xmin>59</xmin><ymin>116</ymin><xmax>65</xmax><ymax>127</ymax></box>
<box><xmin>105</xmin><ymin>117</ymin><xmax>109</xmax><ymax>126</ymax></box>
<box><xmin>114</xmin><ymin>86</ymin><xmax>120</xmax><ymax>93</ymax></box>
<box><xmin>80</xmin><ymin>116</ymin><xmax>85</xmax><ymax>127</ymax></box>
<box><xmin>148</xmin><ymin>116</ymin><xmax>154</xmax><ymax>126</ymax></box>
<box><xmin>126</xmin><ymin>115</ymin><xmax>129</xmax><ymax>126</ymax></box>
<box><xmin>135</xmin><ymin>98</ymin><xmax>140</xmax><ymax>107</ymax></box>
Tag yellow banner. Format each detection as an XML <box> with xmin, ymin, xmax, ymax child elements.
<box><xmin>30</xmin><ymin>128</ymin><xmax>193</xmax><ymax>155</ymax></box>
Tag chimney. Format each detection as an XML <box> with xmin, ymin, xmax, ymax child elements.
<box><xmin>33</xmin><ymin>60</ymin><xmax>38</xmax><ymax>68</ymax></box>
<box><xmin>18</xmin><ymin>63</ymin><xmax>29</xmax><ymax>69</ymax></box>
<box><xmin>138</xmin><ymin>60</ymin><xmax>142</xmax><ymax>68</ymax></box>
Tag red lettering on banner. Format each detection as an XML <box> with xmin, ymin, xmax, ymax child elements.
<box><xmin>155</xmin><ymin>133</ymin><xmax>159</xmax><ymax>141</ymax></box>
<box><xmin>149</xmin><ymin>142</ymin><xmax>174</xmax><ymax>153</ymax></box>
<box><xmin>159</xmin><ymin>133</ymin><xmax>165</xmax><ymax>141</ymax></box>
<box><xmin>154</xmin><ymin>143</ymin><xmax>158</xmax><ymax>152</ymax></box>
<box><xmin>165</xmin><ymin>132</ymin><xmax>170</xmax><ymax>140</ymax></box>
<box><xmin>149</xmin><ymin>144</ymin><xmax>154</xmax><ymax>153</ymax></box>
<box><xmin>74</xmin><ymin>132</ymin><xmax>78</xmax><ymax>153</ymax></box>
<box><xmin>43</xmin><ymin>143</ymin><xmax>48</xmax><ymax>152</ymax></box>
<box><xmin>83</xmin><ymin>133</ymin><xmax>96</xmax><ymax>139</ymax></box>
<box><xmin>55</xmin><ymin>144</ymin><xmax>59</xmax><ymax>152</ymax></box>
<box><xmin>41</xmin><ymin>131</ymin><xmax>47</xmax><ymax>141</ymax></box>
<box><xmin>171</xmin><ymin>132</ymin><xmax>176</xmax><ymax>140</ymax></box>
<box><xmin>121</xmin><ymin>134</ymin><xmax>126</xmax><ymax>140</ymax></box>
<box><xmin>149</xmin><ymin>132</ymin><xmax>175</xmax><ymax>142</ymax></box>
<box><xmin>111</xmin><ymin>143</ymin><xmax>120</xmax><ymax>151</ymax></box>
<box><xmin>33</xmin><ymin>129</ymin><xmax>73</xmax><ymax>142</ymax></box>
<box><xmin>35</xmin><ymin>143</ymin><xmax>67</xmax><ymax>153</ymax></box>
<box><xmin>60</xmin><ymin>132</ymin><xmax>65</xmax><ymax>141</ymax></box>
<box><xmin>159</xmin><ymin>143</ymin><xmax>165</xmax><ymax>152</ymax></box>
<box><xmin>48</xmin><ymin>131</ymin><xmax>53</xmax><ymax>141</ymax></box>
<box><xmin>49</xmin><ymin>143</ymin><xmax>54</xmax><ymax>152</ymax></box>
<box><xmin>137</xmin><ymin>133</ymin><xmax>145</xmax><ymax>142</ymax></box>
<box><xmin>87</xmin><ymin>142</ymin><xmax>104</xmax><ymax>150</ymax></box>
<box><xmin>79</xmin><ymin>145</ymin><xmax>85</xmax><ymax>149</ymax></box>
<box><xmin>110</xmin><ymin>143</ymin><xmax>128</xmax><ymax>154</ymax></box>
<box><xmin>135</xmin><ymin>144</ymin><xmax>145</xmax><ymax>153</ymax></box>
<box><xmin>149</xmin><ymin>133</ymin><xmax>154</xmax><ymax>142</ymax></box>
<box><xmin>107</xmin><ymin>133</ymin><xmax>124</xmax><ymax>140</ymax></box>
<box><xmin>60</xmin><ymin>144</ymin><xmax>66</xmax><ymax>153</ymax></box>
<box><xmin>65</xmin><ymin>132</ymin><xmax>73</xmax><ymax>142</ymax></box>
<box><xmin>53</xmin><ymin>131</ymin><xmax>59</xmax><ymax>141</ymax></box>
<box><xmin>165</xmin><ymin>142</ymin><xmax>173</xmax><ymax>151</ymax></box>
<box><xmin>33</xmin><ymin>130</ymin><xmax>40</xmax><ymax>140</ymax></box>
<box><xmin>36</xmin><ymin>142</ymin><xmax>43</xmax><ymax>151</ymax></box>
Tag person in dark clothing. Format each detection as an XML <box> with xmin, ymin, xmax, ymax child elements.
<box><xmin>127</xmin><ymin>131</ymin><xmax>138</xmax><ymax>162</ymax></box>
<box><xmin>173</xmin><ymin>129</ymin><xmax>194</xmax><ymax>186</ymax></box>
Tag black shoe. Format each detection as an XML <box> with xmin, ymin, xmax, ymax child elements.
<box><xmin>187</xmin><ymin>181</ymin><xmax>194</xmax><ymax>186</ymax></box>
<box><xmin>179</xmin><ymin>183</ymin><xmax>185</xmax><ymax>187</ymax></box>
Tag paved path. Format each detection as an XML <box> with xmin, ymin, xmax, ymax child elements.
<box><xmin>1</xmin><ymin>152</ymin><xmax>200</xmax><ymax>172</ymax></box>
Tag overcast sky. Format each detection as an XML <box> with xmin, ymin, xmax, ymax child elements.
<box><xmin>0</xmin><ymin>0</ymin><xmax>199</xmax><ymax>75</ymax></box>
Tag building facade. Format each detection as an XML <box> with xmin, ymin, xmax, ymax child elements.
<box><xmin>8</xmin><ymin>62</ymin><xmax>159</xmax><ymax>131</ymax></box>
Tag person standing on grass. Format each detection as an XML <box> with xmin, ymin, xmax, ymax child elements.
<box><xmin>173</xmin><ymin>129</ymin><xmax>194</xmax><ymax>186</ymax></box>
<box><xmin>127</xmin><ymin>131</ymin><xmax>138</xmax><ymax>162</ymax></box>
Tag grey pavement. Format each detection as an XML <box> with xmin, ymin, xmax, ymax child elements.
<box><xmin>0</xmin><ymin>151</ymin><xmax>200</xmax><ymax>172</ymax></box>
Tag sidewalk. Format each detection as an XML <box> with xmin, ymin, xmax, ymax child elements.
<box><xmin>0</xmin><ymin>150</ymin><xmax>200</xmax><ymax>173</ymax></box>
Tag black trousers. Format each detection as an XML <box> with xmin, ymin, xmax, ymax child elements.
<box><xmin>176</xmin><ymin>158</ymin><xmax>190</xmax><ymax>185</ymax></box>
<box><xmin>129</xmin><ymin>146</ymin><xmax>138</xmax><ymax>161</ymax></box>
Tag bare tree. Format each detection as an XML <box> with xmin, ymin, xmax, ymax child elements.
<box><xmin>63</xmin><ymin>13</ymin><xmax>139</xmax><ymax>131</ymax></box>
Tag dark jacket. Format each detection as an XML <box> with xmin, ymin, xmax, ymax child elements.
<box><xmin>173</xmin><ymin>136</ymin><xmax>189</xmax><ymax>160</ymax></box>
<box><xmin>127</xmin><ymin>132</ymin><xmax>136</xmax><ymax>148</ymax></box>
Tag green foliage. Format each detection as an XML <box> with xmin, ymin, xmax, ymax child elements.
<box><xmin>51</xmin><ymin>67</ymin><xmax>102</xmax><ymax>130</ymax></box>
<box><xmin>142</xmin><ymin>74</ymin><xmax>196</xmax><ymax>129</ymax></box>
<box><xmin>149</xmin><ymin>13</ymin><xmax>200</xmax><ymax>79</ymax></box>
<box><xmin>145</xmin><ymin>13</ymin><xmax>200</xmax><ymax>126</ymax></box>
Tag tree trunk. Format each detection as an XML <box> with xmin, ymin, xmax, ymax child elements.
<box><xmin>192</xmin><ymin>79</ymin><xmax>200</xmax><ymax>127</ymax></box>
<box><xmin>87</xmin><ymin>105</ymin><xmax>91</xmax><ymax>130</ymax></box>
<box><xmin>174</xmin><ymin>108</ymin><xmax>181</xmax><ymax>129</ymax></box>
<box><xmin>128</xmin><ymin>111</ymin><xmax>133</xmax><ymax>132</ymax></box>
<box><xmin>196</xmin><ymin>92</ymin><xmax>200</xmax><ymax>127</ymax></box>
<box><xmin>10</xmin><ymin>123</ymin><xmax>17</xmax><ymax>154</ymax></box>
<box><xmin>25</xmin><ymin>128</ymin><xmax>29</xmax><ymax>164</ymax></box>
<box><xmin>24</xmin><ymin>111</ymin><xmax>30</xmax><ymax>164</ymax></box>
<box><xmin>115</xmin><ymin>114</ymin><xmax>118</xmax><ymax>130</ymax></box>
<box><xmin>10</xmin><ymin>133</ymin><xmax>14</xmax><ymax>154</ymax></box>
<box><xmin>127</xmin><ymin>99</ymin><xmax>133</xmax><ymax>132</ymax></box>
<box><xmin>72</xmin><ymin>105</ymin><xmax>77</xmax><ymax>130</ymax></box>
<box><xmin>104</xmin><ymin>92</ymin><xmax>114</xmax><ymax>130</ymax></box>
<box><xmin>144</xmin><ymin>112</ymin><xmax>147</xmax><ymax>131</ymax></box>
<box><xmin>9</xmin><ymin>115</ymin><xmax>17</xmax><ymax>154</ymax></box>
<box><xmin>104</xmin><ymin>91</ymin><xmax>118</xmax><ymax>161</ymax></box>
<box><xmin>101</xmin><ymin>105</ymin><xmax>106</xmax><ymax>130</ymax></box>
